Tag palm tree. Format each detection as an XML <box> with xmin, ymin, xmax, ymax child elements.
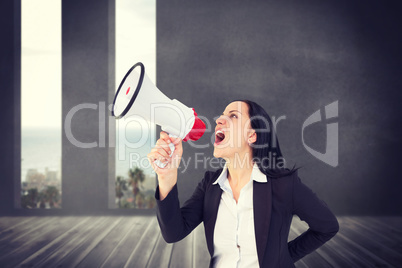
<box><xmin>135</xmin><ymin>192</ymin><xmax>145</xmax><ymax>209</ymax></box>
<box><xmin>115</xmin><ymin>176</ymin><xmax>127</xmax><ymax>208</ymax></box>
<box><xmin>45</xmin><ymin>186</ymin><xmax>60</xmax><ymax>208</ymax></box>
<box><xmin>145</xmin><ymin>194</ymin><xmax>156</xmax><ymax>209</ymax></box>
<box><xmin>128</xmin><ymin>167</ymin><xmax>145</xmax><ymax>208</ymax></box>
<box><xmin>38</xmin><ymin>192</ymin><xmax>47</xmax><ymax>208</ymax></box>
<box><xmin>21</xmin><ymin>188</ymin><xmax>38</xmax><ymax>209</ymax></box>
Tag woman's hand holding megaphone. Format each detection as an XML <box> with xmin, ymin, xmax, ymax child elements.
<box><xmin>148</xmin><ymin>131</ymin><xmax>183</xmax><ymax>200</ymax></box>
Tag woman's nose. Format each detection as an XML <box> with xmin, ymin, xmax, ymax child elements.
<box><xmin>216</xmin><ymin>115</ymin><xmax>225</xmax><ymax>125</ymax></box>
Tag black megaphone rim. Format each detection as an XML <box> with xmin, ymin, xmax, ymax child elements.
<box><xmin>111</xmin><ymin>62</ymin><xmax>145</xmax><ymax>119</ymax></box>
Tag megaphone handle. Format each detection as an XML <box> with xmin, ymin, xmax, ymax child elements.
<box><xmin>154</xmin><ymin>134</ymin><xmax>177</xmax><ymax>168</ymax></box>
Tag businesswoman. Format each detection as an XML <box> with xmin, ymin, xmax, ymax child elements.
<box><xmin>148</xmin><ymin>100</ymin><xmax>339</xmax><ymax>267</ymax></box>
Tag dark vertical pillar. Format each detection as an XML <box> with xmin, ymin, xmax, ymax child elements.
<box><xmin>0</xmin><ymin>0</ymin><xmax>21</xmax><ymax>214</ymax></box>
<box><xmin>62</xmin><ymin>0</ymin><xmax>115</xmax><ymax>212</ymax></box>
<box><xmin>107</xmin><ymin>0</ymin><xmax>116</xmax><ymax>209</ymax></box>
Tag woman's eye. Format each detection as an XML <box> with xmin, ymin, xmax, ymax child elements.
<box><xmin>230</xmin><ymin>114</ymin><xmax>237</xmax><ymax>118</ymax></box>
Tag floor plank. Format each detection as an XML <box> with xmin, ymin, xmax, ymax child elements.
<box><xmin>18</xmin><ymin>216</ymin><xmax>92</xmax><ymax>267</ymax></box>
<box><xmin>76</xmin><ymin>216</ymin><xmax>138</xmax><ymax>268</ymax></box>
<box><xmin>32</xmin><ymin>217</ymin><xmax>110</xmax><ymax>267</ymax></box>
<box><xmin>368</xmin><ymin>216</ymin><xmax>402</xmax><ymax>237</ymax></box>
<box><xmin>169</xmin><ymin>231</ymin><xmax>193</xmax><ymax>268</ymax></box>
<box><xmin>56</xmin><ymin>217</ymin><xmax>123</xmax><ymax>267</ymax></box>
<box><xmin>146</xmin><ymin>233</ymin><xmax>173</xmax><ymax>268</ymax></box>
<box><xmin>0</xmin><ymin>215</ymin><xmax>400</xmax><ymax>268</ymax></box>
<box><xmin>0</xmin><ymin>217</ymin><xmax>36</xmax><ymax>233</ymax></box>
<box><xmin>348</xmin><ymin>217</ymin><xmax>402</xmax><ymax>256</ymax></box>
<box><xmin>339</xmin><ymin>217</ymin><xmax>402</xmax><ymax>267</ymax></box>
<box><xmin>350</xmin><ymin>216</ymin><xmax>402</xmax><ymax>246</ymax></box>
<box><xmin>0</xmin><ymin>217</ymin><xmax>56</xmax><ymax>245</ymax></box>
<box><xmin>124</xmin><ymin>217</ymin><xmax>160</xmax><ymax>268</ymax></box>
<box><xmin>0</xmin><ymin>217</ymin><xmax>89</xmax><ymax>268</ymax></box>
<box><xmin>98</xmin><ymin>216</ymin><xmax>150</xmax><ymax>268</ymax></box>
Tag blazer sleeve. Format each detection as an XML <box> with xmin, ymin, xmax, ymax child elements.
<box><xmin>155</xmin><ymin>172</ymin><xmax>209</xmax><ymax>243</ymax></box>
<box><xmin>287</xmin><ymin>173</ymin><xmax>339</xmax><ymax>262</ymax></box>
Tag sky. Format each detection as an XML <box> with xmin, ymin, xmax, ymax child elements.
<box><xmin>21</xmin><ymin>0</ymin><xmax>61</xmax><ymax>128</ymax></box>
<box><xmin>21</xmin><ymin>0</ymin><xmax>156</xmax><ymax>128</ymax></box>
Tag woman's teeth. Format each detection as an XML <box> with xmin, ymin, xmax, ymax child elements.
<box><xmin>215</xmin><ymin>130</ymin><xmax>225</xmax><ymax>143</ymax></box>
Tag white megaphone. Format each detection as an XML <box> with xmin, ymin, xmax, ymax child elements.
<box><xmin>111</xmin><ymin>62</ymin><xmax>206</xmax><ymax>168</ymax></box>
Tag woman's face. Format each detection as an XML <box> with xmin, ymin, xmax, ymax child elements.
<box><xmin>213</xmin><ymin>101</ymin><xmax>256</xmax><ymax>160</ymax></box>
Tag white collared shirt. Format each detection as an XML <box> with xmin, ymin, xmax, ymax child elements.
<box><xmin>212</xmin><ymin>163</ymin><xmax>267</xmax><ymax>268</ymax></box>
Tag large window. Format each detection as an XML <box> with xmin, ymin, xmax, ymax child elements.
<box><xmin>20</xmin><ymin>0</ymin><xmax>62</xmax><ymax>209</ymax></box>
<box><xmin>115</xmin><ymin>0</ymin><xmax>156</xmax><ymax>209</ymax></box>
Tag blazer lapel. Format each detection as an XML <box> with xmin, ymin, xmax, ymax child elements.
<box><xmin>253</xmin><ymin>178</ymin><xmax>272</xmax><ymax>267</ymax></box>
<box><xmin>204</xmin><ymin>183</ymin><xmax>223</xmax><ymax>257</ymax></box>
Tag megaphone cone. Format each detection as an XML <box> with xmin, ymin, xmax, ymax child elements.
<box><xmin>112</xmin><ymin>62</ymin><xmax>206</xmax><ymax>167</ymax></box>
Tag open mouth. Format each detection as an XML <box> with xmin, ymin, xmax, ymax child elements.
<box><xmin>215</xmin><ymin>130</ymin><xmax>225</xmax><ymax>145</ymax></box>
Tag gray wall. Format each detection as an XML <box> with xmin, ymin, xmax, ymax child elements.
<box><xmin>0</xmin><ymin>0</ymin><xmax>21</xmax><ymax>212</ymax></box>
<box><xmin>156</xmin><ymin>0</ymin><xmax>402</xmax><ymax>215</ymax></box>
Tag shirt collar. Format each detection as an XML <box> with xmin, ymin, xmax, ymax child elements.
<box><xmin>212</xmin><ymin>162</ymin><xmax>267</xmax><ymax>185</ymax></box>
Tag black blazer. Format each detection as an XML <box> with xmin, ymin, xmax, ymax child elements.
<box><xmin>156</xmin><ymin>169</ymin><xmax>339</xmax><ymax>267</ymax></box>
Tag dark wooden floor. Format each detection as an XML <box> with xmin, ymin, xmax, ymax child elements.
<box><xmin>0</xmin><ymin>215</ymin><xmax>401</xmax><ymax>267</ymax></box>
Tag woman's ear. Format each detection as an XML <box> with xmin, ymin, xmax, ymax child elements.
<box><xmin>248</xmin><ymin>131</ymin><xmax>257</xmax><ymax>144</ymax></box>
